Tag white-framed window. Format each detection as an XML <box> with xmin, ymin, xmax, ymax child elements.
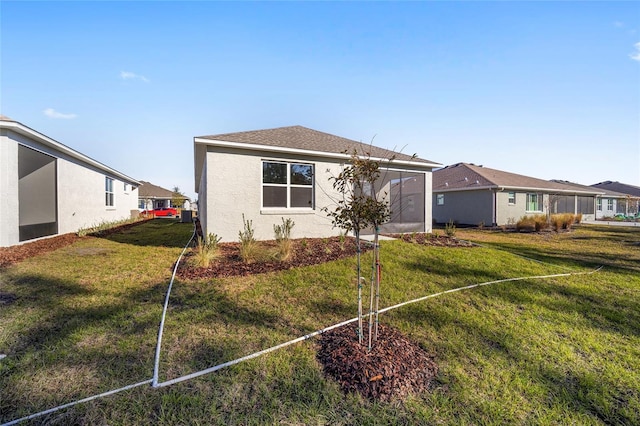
<box><xmin>597</xmin><ymin>198</ymin><xmax>602</xmax><ymax>211</ymax></box>
<box><xmin>607</xmin><ymin>199</ymin><xmax>614</xmax><ymax>210</ymax></box>
<box><xmin>508</xmin><ymin>192</ymin><xmax>516</xmax><ymax>205</ymax></box>
<box><xmin>124</xmin><ymin>183</ymin><xmax>129</xmax><ymax>193</ymax></box>
<box><xmin>526</xmin><ymin>193</ymin><xmax>542</xmax><ymax>212</ymax></box>
<box><xmin>105</xmin><ymin>177</ymin><xmax>114</xmax><ymax>207</ymax></box>
<box><xmin>436</xmin><ymin>194</ymin><xmax>444</xmax><ymax>206</ymax></box>
<box><xmin>262</xmin><ymin>161</ymin><xmax>314</xmax><ymax>209</ymax></box>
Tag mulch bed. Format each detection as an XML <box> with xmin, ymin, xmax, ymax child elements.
<box><xmin>177</xmin><ymin>236</ymin><xmax>372</xmax><ymax>279</ymax></box>
<box><xmin>0</xmin><ymin>233</ymin><xmax>81</xmax><ymax>268</ymax></box>
<box><xmin>317</xmin><ymin>323</ymin><xmax>438</xmax><ymax>402</ymax></box>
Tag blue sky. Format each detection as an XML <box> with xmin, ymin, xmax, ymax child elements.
<box><xmin>2</xmin><ymin>1</ymin><xmax>639</xmax><ymax>200</ymax></box>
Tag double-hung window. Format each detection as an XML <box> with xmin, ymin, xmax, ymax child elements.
<box><xmin>262</xmin><ymin>161</ymin><xmax>314</xmax><ymax>209</ymax></box>
<box><xmin>607</xmin><ymin>199</ymin><xmax>613</xmax><ymax>210</ymax></box>
<box><xmin>526</xmin><ymin>193</ymin><xmax>542</xmax><ymax>212</ymax></box>
<box><xmin>597</xmin><ymin>198</ymin><xmax>602</xmax><ymax>211</ymax></box>
<box><xmin>508</xmin><ymin>192</ymin><xmax>516</xmax><ymax>205</ymax></box>
<box><xmin>105</xmin><ymin>177</ymin><xmax>114</xmax><ymax>207</ymax></box>
<box><xmin>436</xmin><ymin>194</ymin><xmax>444</xmax><ymax>206</ymax></box>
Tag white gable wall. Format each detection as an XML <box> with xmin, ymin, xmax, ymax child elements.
<box><xmin>1</xmin><ymin>125</ymin><xmax>139</xmax><ymax>247</ymax></box>
<box><xmin>0</xmin><ymin>129</ymin><xmax>20</xmax><ymax>246</ymax></box>
<box><xmin>202</xmin><ymin>146</ymin><xmax>344</xmax><ymax>242</ymax></box>
<box><xmin>200</xmin><ymin>145</ymin><xmax>434</xmax><ymax>242</ymax></box>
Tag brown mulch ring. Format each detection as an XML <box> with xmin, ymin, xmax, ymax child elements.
<box><xmin>317</xmin><ymin>323</ymin><xmax>438</xmax><ymax>402</ymax></box>
<box><xmin>386</xmin><ymin>233</ymin><xmax>476</xmax><ymax>247</ymax></box>
<box><xmin>177</xmin><ymin>236</ymin><xmax>372</xmax><ymax>280</ymax></box>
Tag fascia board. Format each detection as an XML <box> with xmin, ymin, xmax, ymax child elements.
<box><xmin>434</xmin><ymin>185</ymin><xmax>604</xmax><ymax>195</ymax></box>
<box><xmin>194</xmin><ymin>138</ymin><xmax>442</xmax><ymax>170</ymax></box>
<box><xmin>2</xmin><ymin>120</ymin><xmax>140</xmax><ymax>186</ymax></box>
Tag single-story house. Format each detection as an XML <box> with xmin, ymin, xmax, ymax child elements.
<box><xmin>138</xmin><ymin>181</ymin><xmax>191</xmax><ymax>211</ymax></box>
<box><xmin>432</xmin><ymin>163</ymin><xmax>604</xmax><ymax>226</ymax></box>
<box><xmin>591</xmin><ymin>181</ymin><xmax>640</xmax><ymax>218</ymax></box>
<box><xmin>194</xmin><ymin>125</ymin><xmax>441</xmax><ymax>242</ymax></box>
<box><xmin>0</xmin><ymin>116</ymin><xmax>139</xmax><ymax>247</ymax></box>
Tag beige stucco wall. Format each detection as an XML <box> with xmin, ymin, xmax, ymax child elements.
<box><xmin>0</xmin><ymin>130</ymin><xmax>20</xmax><ymax>246</ymax></box>
<box><xmin>56</xmin><ymin>160</ymin><xmax>138</xmax><ymax>234</ymax></box>
<box><xmin>1</xmin><ymin>127</ymin><xmax>138</xmax><ymax>246</ymax></box>
<box><xmin>200</xmin><ymin>146</ymin><xmax>434</xmax><ymax>242</ymax></box>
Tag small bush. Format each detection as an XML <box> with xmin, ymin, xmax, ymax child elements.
<box><xmin>551</xmin><ymin>213</ymin><xmax>575</xmax><ymax>231</ymax></box>
<box><xmin>533</xmin><ymin>215</ymin><xmax>548</xmax><ymax>231</ymax></box>
<box><xmin>516</xmin><ymin>216</ymin><xmax>536</xmax><ymax>232</ymax></box>
<box><xmin>192</xmin><ymin>233</ymin><xmax>221</xmax><ymax>268</ymax></box>
<box><xmin>274</xmin><ymin>218</ymin><xmax>295</xmax><ymax>261</ymax></box>
<box><xmin>444</xmin><ymin>219</ymin><xmax>456</xmax><ymax>237</ymax></box>
<box><xmin>239</xmin><ymin>214</ymin><xmax>260</xmax><ymax>264</ymax></box>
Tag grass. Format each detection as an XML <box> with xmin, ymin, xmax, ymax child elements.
<box><xmin>1</xmin><ymin>221</ymin><xmax>639</xmax><ymax>424</ymax></box>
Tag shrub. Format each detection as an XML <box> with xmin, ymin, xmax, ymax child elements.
<box><xmin>551</xmin><ymin>213</ymin><xmax>575</xmax><ymax>231</ymax></box>
<box><xmin>239</xmin><ymin>214</ymin><xmax>260</xmax><ymax>264</ymax></box>
<box><xmin>273</xmin><ymin>218</ymin><xmax>295</xmax><ymax>261</ymax></box>
<box><xmin>444</xmin><ymin>219</ymin><xmax>456</xmax><ymax>237</ymax></box>
<box><xmin>192</xmin><ymin>233</ymin><xmax>221</xmax><ymax>268</ymax></box>
<box><xmin>533</xmin><ymin>214</ymin><xmax>549</xmax><ymax>231</ymax></box>
<box><xmin>516</xmin><ymin>216</ymin><xmax>536</xmax><ymax>232</ymax></box>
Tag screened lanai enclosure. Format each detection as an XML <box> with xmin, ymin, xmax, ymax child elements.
<box><xmin>18</xmin><ymin>145</ymin><xmax>58</xmax><ymax>241</ymax></box>
<box><xmin>365</xmin><ymin>170</ymin><xmax>426</xmax><ymax>234</ymax></box>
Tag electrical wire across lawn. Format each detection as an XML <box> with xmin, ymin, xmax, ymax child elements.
<box><xmin>0</xmin><ymin>227</ymin><xmax>602</xmax><ymax>425</ymax></box>
<box><xmin>1</xmin><ymin>225</ymin><xmax>197</xmax><ymax>426</ymax></box>
<box><xmin>154</xmin><ymin>265</ymin><xmax>603</xmax><ymax>388</ymax></box>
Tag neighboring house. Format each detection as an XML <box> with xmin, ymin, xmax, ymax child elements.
<box><xmin>138</xmin><ymin>181</ymin><xmax>190</xmax><ymax>211</ymax></box>
<box><xmin>0</xmin><ymin>116</ymin><xmax>139</xmax><ymax>247</ymax></box>
<box><xmin>591</xmin><ymin>181</ymin><xmax>640</xmax><ymax>218</ymax></box>
<box><xmin>194</xmin><ymin>125</ymin><xmax>441</xmax><ymax>242</ymax></box>
<box><xmin>432</xmin><ymin>163</ymin><xmax>604</xmax><ymax>226</ymax></box>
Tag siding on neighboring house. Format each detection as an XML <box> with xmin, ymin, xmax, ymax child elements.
<box><xmin>433</xmin><ymin>163</ymin><xmax>604</xmax><ymax>226</ymax></box>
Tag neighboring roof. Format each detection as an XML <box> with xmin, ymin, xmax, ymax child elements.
<box><xmin>1</xmin><ymin>116</ymin><xmax>139</xmax><ymax>185</ymax></box>
<box><xmin>553</xmin><ymin>180</ymin><xmax>628</xmax><ymax>198</ymax></box>
<box><xmin>434</xmin><ymin>163</ymin><xmax>604</xmax><ymax>195</ymax></box>
<box><xmin>138</xmin><ymin>181</ymin><xmax>189</xmax><ymax>200</ymax></box>
<box><xmin>194</xmin><ymin>125</ymin><xmax>441</xmax><ymax>192</ymax></box>
<box><xmin>591</xmin><ymin>181</ymin><xmax>640</xmax><ymax>198</ymax></box>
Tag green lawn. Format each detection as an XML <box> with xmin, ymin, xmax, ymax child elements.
<box><xmin>1</xmin><ymin>221</ymin><xmax>639</xmax><ymax>425</ymax></box>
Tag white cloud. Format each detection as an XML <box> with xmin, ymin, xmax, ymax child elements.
<box><xmin>43</xmin><ymin>108</ymin><xmax>77</xmax><ymax>119</ymax></box>
<box><xmin>630</xmin><ymin>42</ymin><xmax>640</xmax><ymax>62</ymax></box>
<box><xmin>120</xmin><ymin>71</ymin><xmax>149</xmax><ymax>83</ymax></box>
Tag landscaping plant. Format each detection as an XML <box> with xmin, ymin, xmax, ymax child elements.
<box><xmin>238</xmin><ymin>214</ymin><xmax>260</xmax><ymax>263</ymax></box>
<box><xmin>324</xmin><ymin>150</ymin><xmax>394</xmax><ymax>349</ymax></box>
<box><xmin>273</xmin><ymin>218</ymin><xmax>295</xmax><ymax>261</ymax></box>
<box><xmin>192</xmin><ymin>232</ymin><xmax>221</xmax><ymax>268</ymax></box>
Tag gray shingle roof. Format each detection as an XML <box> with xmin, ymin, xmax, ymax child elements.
<box><xmin>434</xmin><ymin>163</ymin><xmax>603</xmax><ymax>194</ymax></box>
<box><xmin>138</xmin><ymin>181</ymin><xmax>189</xmax><ymax>200</ymax></box>
<box><xmin>591</xmin><ymin>181</ymin><xmax>640</xmax><ymax>197</ymax></box>
<box><xmin>197</xmin><ymin>125</ymin><xmax>438</xmax><ymax>165</ymax></box>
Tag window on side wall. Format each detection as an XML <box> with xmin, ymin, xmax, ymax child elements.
<box><xmin>526</xmin><ymin>193</ymin><xmax>541</xmax><ymax>212</ymax></box>
<box><xmin>597</xmin><ymin>198</ymin><xmax>602</xmax><ymax>211</ymax></box>
<box><xmin>508</xmin><ymin>192</ymin><xmax>516</xmax><ymax>205</ymax></box>
<box><xmin>436</xmin><ymin>194</ymin><xmax>444</xmax><ymax>205</ymax></box>
<box><xmin>105</xmin><ymin>177</ymin><xmax>114</xmax><ymax>207</ymax></box>
<box><xmin>262</xmin><ymin>161</ymin><xmax>314</xmax><ymax>209</ymax></box>
<box><xmin>607</xmin><ymin>199</ymin><xmax>613</xmax><ymax>210</ymax></box>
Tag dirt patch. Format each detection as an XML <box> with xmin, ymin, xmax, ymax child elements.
<box><xmin>317</xmin><ymin>323</ymin><xmax>438</xmax><ymax>402</ymax></box>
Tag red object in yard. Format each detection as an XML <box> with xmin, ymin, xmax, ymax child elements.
<box><xmin>141</xmin><ymin>207</ymin><xmax>178</xmax><ymax>217</ymax></box>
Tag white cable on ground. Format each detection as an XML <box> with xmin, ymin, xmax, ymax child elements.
<box><xmin>1</xmin><ymin>379</ymin><xmax>153</xmax><ymax>426</ymax></box>
<box><xmin>155</xmin><ymin>265</ymin><xmax>603</xmax><ymax>389</ymax></box>
<box><xmin>152</xmin><ymin>225</ymin><xmax>197</xmax><ymax>387</ymax></box>
<box><xmin>1</xmin><ymin>223</ymin><xmax>197</xmax><ymax>426</ymax></box>
<box><xmin>2</xmin><ymin>241</ymin><xmax>602</xmax><ymax>425</ymax></box>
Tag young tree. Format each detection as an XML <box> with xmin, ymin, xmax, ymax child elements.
<box><xmin>324</xmin><ymin>150</ymin><xmax>393</xmax><ymax>350</ymax></box>
<box><xmin>171</xmin><ymin>186</ymin><xmax>185</xmax><ymax>209</ymax></box>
